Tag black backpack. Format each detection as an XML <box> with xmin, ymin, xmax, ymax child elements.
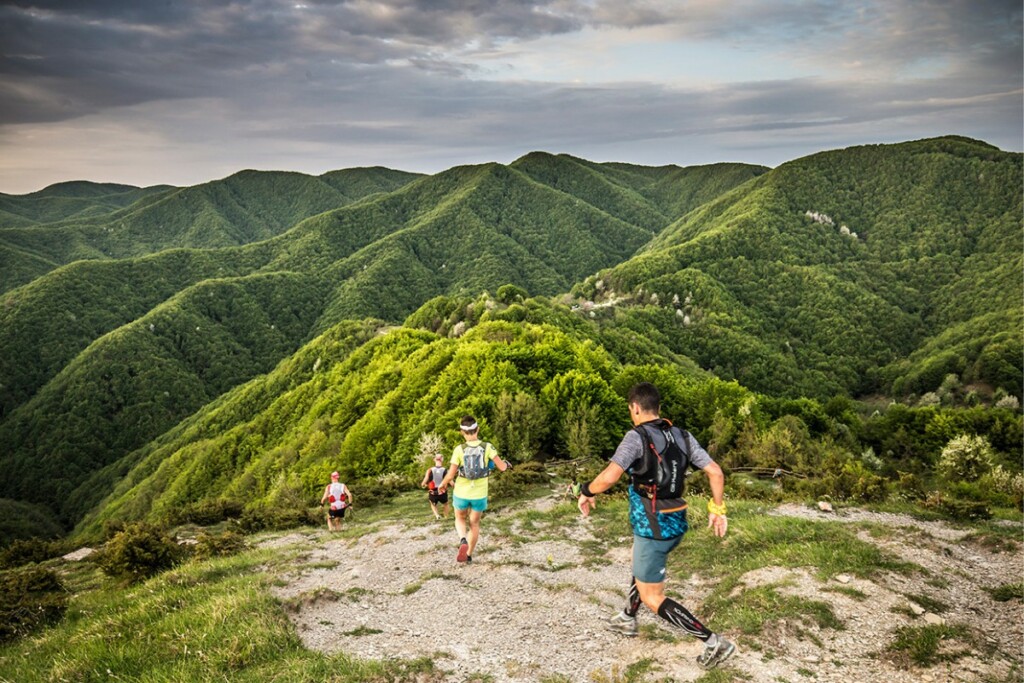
<box><xmin>630</xmin><ymin>420</ymin><xmax>691</xmax><ymax>500</ymax></box>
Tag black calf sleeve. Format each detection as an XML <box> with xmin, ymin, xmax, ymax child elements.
<box><xmin>656</xmin><ymin>597</ymin><xmax>713</xmax><ymax>641</ymax></box>
<box><xmin>626</xmin><ymin>578</ymin><xmax>642</xmax><ymax>617</ymax></box>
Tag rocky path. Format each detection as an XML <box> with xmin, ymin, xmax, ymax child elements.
<box><xmin>267</xmin><ymin>500</ymin><xmax>1022</xmax><ymax>682</ymax></box>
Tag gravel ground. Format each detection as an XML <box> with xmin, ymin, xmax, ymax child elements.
<box><xmin>268</xmin><ymin>499</ymin><xmax>1023</xmax><ymax>682</ymax></box>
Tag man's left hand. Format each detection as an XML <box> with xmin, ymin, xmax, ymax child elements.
<box><xmin>578</xmin><ymin>494</ymin><xmax>596</xmax><ymax>517</ymax></box>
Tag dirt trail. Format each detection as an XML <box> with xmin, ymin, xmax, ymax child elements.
<box><xmin>268</xmin><ymin>499</ymin><xmax>1023</xmax><ymax>682</ymax></box>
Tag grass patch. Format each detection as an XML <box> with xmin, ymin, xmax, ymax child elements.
<box><xmin>823</xmin><ymin>585</ymin><xmax>867</xmax><ymax>600</ymax></box>
<box><xmin>962</xmin><ymin>531</ymin><xmax>1021</xmax><ymax>554</ymax></box>
<box><xmin>283</xmin><ymin>586</ymin><xmax>342</xmax><ymax>612</ymax></box>
<box><xmin>342</xmin><ymin>625</ymin><xmax>384</xmax><ymax>636</ymax></box>
<box><xmin>402</xmin><ymin>569</ymin><xmax>456</xmax><ymax>595</ymax></box>
<box><xmin>588</xmin><ymin>657</ymin><xmax>659</xmax><ymax>683</ymax></box>
<box><xmin>694</xmin><ymin>669</ymin><xmax>752</xmax><ymax>683</ymax></box>
<box><xmin>904</xmin><ymin>592</ymin><xmax>949</xmax><ymax>614</ymax></box>
<box><xmin>987</xmin><ymin>582</ymin><xmax>1024</xmax><ymax>601</ymax></box>
<box><xmin>300</xmin><ymin>560</ymin><xmax>340</xmax><ymax>570</ymax></box>
<box><xmin>887</xmin><ymin>623</ymin><xmax>976</xmax><ymax>668</ymax></box>
<box><xmin>669</xmin><ymin>500</ymin><xmax>920</xmax><ymax>586</ymax></box>
<box><xmin>707</xmin><ymin>584</ymin><xmax>843</xmax><ymax>636</ymax></box>
<box><xmin>638</xmin><ymin>623</ymin><xmax>679</xmax><ymax>643</ymax></box>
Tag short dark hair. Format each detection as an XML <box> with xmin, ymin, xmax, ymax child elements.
<box><xmin>459</xmin><ymin>415</ymin><xmax>478</xmax><ymax>432</ymax></box>
<box><xmin>628</xmin><ymin>382</ymin><xmax>660</xmax><ymax>413</ymax></box>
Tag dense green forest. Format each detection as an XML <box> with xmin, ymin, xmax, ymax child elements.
<box><xmin>0</xmin><ymin>137</ymin><xmax>1020</xmax><ymax>542</ymax></box>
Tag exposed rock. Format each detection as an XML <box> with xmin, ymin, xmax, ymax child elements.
<box><xmin>61</xmin><ymin>547</ymin><xmax>95</xmax><ymax>561</ymax></box>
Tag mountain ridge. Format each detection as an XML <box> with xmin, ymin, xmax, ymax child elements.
<box><xmin>0</xmin><ymin>136</ymin><xmax>1019</xmax><ymax>536</ymax></box>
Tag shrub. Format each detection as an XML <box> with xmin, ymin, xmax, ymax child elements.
<box><xmin>0</xmin><ymin>539</ymin><xmax>62</xmax><ymax>570</ymax></box>
<box><xmin>0</xmin><ymin>566</ymin><xmax>67</xmax><ymax>643</ymax></box>
<box><xmin>727</xmin><ymin>473</ymin><xmax>784</xmax><ymax>502</ymax></box>
<box><xmin>168</xmin><ymin>499</ymin><xmax>244</xmax><ymax>526</ymax></box>
<box><xmin>102</xmin><ymin>519</ymin><xmax>127</xmax><ymax>540</ymax></box>
<box><xmin>192</xmin><ymin>531</ymin><xmax>247</xmax><ymax>560</ymax></box>
<box><xmin>987</xmin><ymin>465</ymin><xmax>1024</xmax><ymax>508</ymax></box>
<box><xmin>936</xmin><ymin>434</ymin><xmax>994</xmax><ymax>482</ymax></box>
<box><xmin>97</xmin><ymin>522</ymin><xmax>183</xmax><ymax>583</ymax></box>
<box><xmin>735</xmin><ymin>415</ymin><xmax>818</xmax><ymax>473</ymax></box>
<box><xmin>346</xmin><ymin>472</ymin><xmax>414</xmax><ymax>510</ymax></box>
<box><xmin>893</xmin><ymin>471</ymin><xmax>926</xmax><ymax>502</ymax></box>
<box><xmin>922</xmin><ymin>492</ymin><xmax>991</xmax><ymax>521</ymax></box>
<box><xmin>795</xmin><ymin>459</ymin><xmax>888</xmax><ymax>503</ymax></box>
<box><xmin>489</xmin><ymin>460</ymin><xmax>549</xmax><ymax>501</ymax></box>
<box><xmin>235</xmin><ymin>505</ymin><xmax>321</xmax><ymax>533</ymax></box>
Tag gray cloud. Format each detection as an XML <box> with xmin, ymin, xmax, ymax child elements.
<box><xmin>0</xmin><ymin>0</ymin><xmax>1019</xmax><ymax>192</ymax></box>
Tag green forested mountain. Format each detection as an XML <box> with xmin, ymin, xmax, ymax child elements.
<box><xmin>0</xmin><ymin>156</ymin><xmax>764</xmax><ymax>527</ymax></box>
<box><xmin>0</xmin><ymin>181</ymin><xmax>172</xmax><ymax>227</ymax></box>
<box><xmin>0</xmin><ymin>168</ymin><xmax>423</xmax><ymax>292</ymax></box>
<box><xmin>573</xmin><ymin>136</ymin><xmax>1023</xmax><ymax>398</ymax></box>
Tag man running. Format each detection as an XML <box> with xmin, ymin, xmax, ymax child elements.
<box><xmin>421</xmin><ymin>454</ymin><xmax>450</xmax><ymax>519</ymax></box>
<box><xmin>439</xmin><ymin>415</ymin><xmax>507</xmax><ymax>564</ymax></box>
<box><xmin>319</xmin><ymin>471</ymin><xmax>351</xmax><ymax>532</ymax></box>
<box><xmin>577</xmin><ymin>382</ymin><xmax>736</xmax><ymax>670</ymax></box>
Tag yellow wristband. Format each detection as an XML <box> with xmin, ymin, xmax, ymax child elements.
<box><xmin>707</xmin><ymin>500</ymin><xmax>727</xmax><ymax>516</ymax></box>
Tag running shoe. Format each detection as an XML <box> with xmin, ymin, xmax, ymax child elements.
<box><xmin>456</xmin><ymin>538</ymin><xmax>469</xmax><ymax>563</ymax></box>
<box><xmin>606</xmin><ymin>610</ymin><xmax>638</xmax><ymax>637</ymax></box>
<box><xmin>696</xmin><ymin>636</ymin><xmax>736</xmax><ymax>669</ymax></box>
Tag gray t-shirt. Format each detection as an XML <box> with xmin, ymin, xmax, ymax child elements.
<box><xmin>610</xmin><ymin>424</ymin><xmax>712</xmax><ymax>473</ymax></box>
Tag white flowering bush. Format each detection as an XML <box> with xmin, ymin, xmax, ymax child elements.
<box><xmin>994</xmin><ymin>395</ymin><xmax>1020</xmax><ymax>410</ymax></box>
<box><xmin>936</xmin><ymin>434</ymin><xmax>994</xmax><ymax>482</ymax></box>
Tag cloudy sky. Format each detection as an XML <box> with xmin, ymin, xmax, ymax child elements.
<box><xmin>0</xmin><ymin>0</ymin><xmax>1020</xmax><ymax>193</ymax></box>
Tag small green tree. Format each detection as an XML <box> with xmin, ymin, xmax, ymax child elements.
<box><xmin>564</xmin><ymin>404</ymin><xmax>599</xmax><ymax>460</ymax></box>
<box><xmin>493</xmin><ymin>391</ymin><xmax>548</xmax><ymax>461</ymax></box>
<box><xmin>496</xmin><ymin>284</ymin><xmax>528</xmax><ymax>304</ymax></box>
<box><xmin>936</xmin><ymin>434</ymin><xmax>994</xmax><ymax>482</ymax></box>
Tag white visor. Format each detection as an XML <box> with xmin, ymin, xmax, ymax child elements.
<box><xmin>460</xmin><ymin>422</ymin><xmax>478</xmax><ymax>432</ymax></box>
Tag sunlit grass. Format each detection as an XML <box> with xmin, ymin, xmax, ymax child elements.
<box><xmin>0</xmin><ymin>548</ymin><xmax>440</xmax><ymax>682</ymax></box>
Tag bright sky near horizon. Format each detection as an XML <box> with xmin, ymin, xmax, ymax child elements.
<box><xmin>0</xmin><ymin>0</ymin><xmax>1021</xmax><ymax>194</ymax></box>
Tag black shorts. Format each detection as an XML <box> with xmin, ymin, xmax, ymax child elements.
<box><xmin>428</xmin><ymin>491</ymin><xmax>448</xmax><ymax>504</ymax></box>
<box><xmin>328</xmin><ymin>507</ymin><xmax>346</xmax><ymax>519</ymax></box>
